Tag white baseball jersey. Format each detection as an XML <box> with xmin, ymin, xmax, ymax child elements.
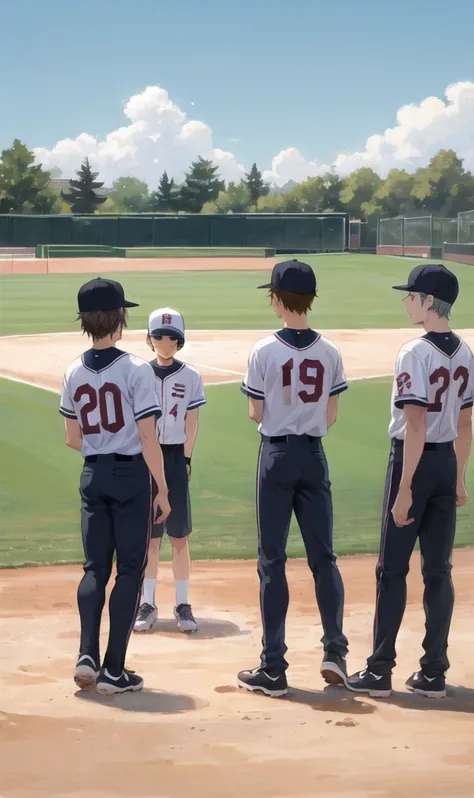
<box><xmin>59</xmin><ymin>348</ymin><xmax>161</xmax><ymax>457</ymax></box>
<box><xmin>241</xmin><ymin>329</ymin><xmax>348</xmax><ymax>437</ymax></box>
<box><xmin>389</xmin><ymin>332</ymin><xmax>474</xmax><ymax>443</ymax></box>
<box><xmin>150</xmin><ymin>359</ymin><xmax>206</xmax><ymax>444</ymax></box>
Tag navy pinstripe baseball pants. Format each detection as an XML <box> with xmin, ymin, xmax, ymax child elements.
<box><xmin>367</xmin><ymin>440</ymin><xmax>457</xmax><ymax>676</ymax></box>
<box><xmin>256</xmin><ymin>434</ymin><xmax>348</xmax><ymax>673</ymax></box>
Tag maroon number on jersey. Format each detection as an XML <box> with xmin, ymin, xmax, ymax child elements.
<box><xmin>428</xmin><ymin>366</ymin><xmax>450</xmax><ymax>412</ymax></box>
<box><xmin>281</xmin><ymin>358</ymin><xmax>325</xmax><ymax>404</ymax></box>
<box><xmin>74</xmin><ymin>383</ymin><xmax>125</xmax><ymax>435</ymax></box>
<box><xmin>428</xmin><ymin>366</ymin><xmax>470</xmax><ymax>412</ymax></box>
<box><xmin>169</xmin><ymin>403</ymin><xmax>178</xmax><ymax>419</ymax></box>
<box><xmin>454</xmin><ymin>365</ymin><xmax>469</xmax><ymax>398</ymax></box>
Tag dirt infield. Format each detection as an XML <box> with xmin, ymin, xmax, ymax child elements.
<box><xmin>0</xmin><ymin>256</ymin><xmax>278</xmax><ymax>275</ymax></box>
<box><xmin>2</xmin><ymin>257</ymin><xmax>474</xmax><ymax>795</ymax></box>
<box><xmin>1</xmin><ymin>327</ymin><xmax>474</xmax><ymax>391</ymax></box>
<box><xmin>1</xmin><ymin>552</ymin><xmax>473</xmax><ymax>798</ymax></box>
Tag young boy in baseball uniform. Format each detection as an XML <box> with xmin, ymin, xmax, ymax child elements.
<box><xmin>134</xmin><ymin>308</ymin><xmax>206</xmax><ymax>633</ymax></box>
<box><xmin>347</xmin><ymin>264</ymin><xmax>473</xmax><ymax>699</ymax></box>
<box><xmin>60</xmin><ymin>278</ymin><xmax>170</xmax><ymax>695</ymax></box>
<box><xmin>237</xmin><ymin>259</ymin><xmax>349</xmax><ymax>697</ymax></box>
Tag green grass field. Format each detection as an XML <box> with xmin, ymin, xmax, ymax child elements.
<box><xmin>0</xmin><ymin>253</ymin><xmax>473</xmax><ymax>567</ymax></box>
<box><xmin>1</xmin><ymin>376</ymin><xmax>473</xmax><ymax>568</ymax></box>
<box><xmin>1</xmin><ymin>254</ymin><xmax>473</xmax><ymax>335</ymax></box>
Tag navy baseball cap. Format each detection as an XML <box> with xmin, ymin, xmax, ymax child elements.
<box><xmin>258</xmin><ymin>259</ymin><xmax>317</xmax><ymax>295</ymax></box>
<box><xmin>392</xmin><ymin>264</ymin><xmax>459</xmax><ymax>305</ymax></box>
<box><xmin>78</xmin><ymin>277</ymin><xmax>139</xmax><ymax>312</ymax></box>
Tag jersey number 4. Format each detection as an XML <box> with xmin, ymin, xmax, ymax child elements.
<box><xmin>74</xmin><ymin>383</ymin><xmax>125</xmax><ymax>434</ymax></box>
<box><xmin>281</xmin><ymin>358</ymin><xmax>324</xmax><ymax>404</ymax></box>
<box><xmin>428</xmin><ymin>366</ymin><xmax>469</xmax><ymax>412</ymax></box>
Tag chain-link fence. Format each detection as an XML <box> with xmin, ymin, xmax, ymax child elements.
<box><xmin>457</xmin><ymin>209</ymin><xmax>474</xmax><ymax>243</ymax></box>
<box><xmin>378</xmin><ymin>214</ymin><xmax>458</xmax><ymax>257</ymax></box>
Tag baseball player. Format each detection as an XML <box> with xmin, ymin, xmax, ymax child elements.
<box><xmin>237</xmin><ymin>259</ymin><xmax>350</xmax><ymax>697</ymax></box>
<box><xmin>60</xmin><ymin>277</ymin><xmax>171</xmax><ymax>696</ymax></box>
<box><xmin>347</xmin><ymin>264</ymin><xmax>473</xmax><ymax>699</ymax></box>
<box><xmin>134</xmin><ymin>307</ymin><xmax>206</xmax><ymax>634</ymax></box>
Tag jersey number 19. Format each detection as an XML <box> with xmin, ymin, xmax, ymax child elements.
<box><xmin>282</xmin><ymin>358</ymin><xmax>324</xmax><ymax>404</ymax></box>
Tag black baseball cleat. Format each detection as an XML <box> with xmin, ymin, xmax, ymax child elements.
<box><xmin>96</xmin><ymin>668</ymin><xmax>144</xmax><ymax>696</ymax></box>
<box><xmin>346</xmin><ymin>668</ymin><xmax>392</xmax><ymax>698</ymax></box>
<box><xmin>406</xmin><ymin>670</ymin><xmax>446</xmax><ymax>699</ymax></box>
<box><xmin>237</xmin><ymin>666</ymin><xmax>288</xmax><ymax>697</ymax></box>
<box><xmin>320</xmin><ymin>651</ymin><xmax>348</xmax><ymax>686</ymax></box>
<box><xmin>73</xmin><ymin>654</ymin><xmax>99</xmax><ymax>691</ymax></box>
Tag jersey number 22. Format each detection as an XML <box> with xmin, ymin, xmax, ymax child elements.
<box><xmin>282</xmin><ymin>358</ymin><xmax>324</xmax><ymax>404</ymax></box>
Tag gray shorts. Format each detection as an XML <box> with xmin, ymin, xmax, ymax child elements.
<box><xmin>151</xmin><ymin>445</ymin><xmax>191</xmax><ymax>539</ymax></box>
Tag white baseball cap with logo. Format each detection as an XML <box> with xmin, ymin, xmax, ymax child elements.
<box><xmin>148</xmin><ymin>307</ymin><xmax>185</xmax><ymax>343</ymax></box>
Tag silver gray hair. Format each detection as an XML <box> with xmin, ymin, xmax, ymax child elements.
<box><xmin>419</xmin><ymin>292</ymin><xmax>452</xmax><ymax>320</ymax></box>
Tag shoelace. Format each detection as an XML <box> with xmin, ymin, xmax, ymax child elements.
<box><xmin>138</xmin><ymin>603</ymin><xmax>154</xmax><ymax>618</ymax></box>
<box><xmin>178</xmin><ymin>604</ymin><xmax>194</xmax><ymax>620</ymax></box>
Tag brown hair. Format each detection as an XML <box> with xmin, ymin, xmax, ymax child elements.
<box><xmin>270</xmin><ymin>287</ymin><xmax>315</xmax><ymax>314</ymax></box>
<box><xmin>145</xmin><ymin>333</ymin><xmax>154</xmax><ymax>351</ymax></box>
<box><xmin>78</xmin><ymin>308</ymin><xmax>128</xmax><ymax>341</ymax></box>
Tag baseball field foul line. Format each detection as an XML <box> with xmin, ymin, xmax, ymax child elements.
<box><xmin>0</xmin><ymin>372</ymin><xmax>393</xmax><ymax>395</ymax></box>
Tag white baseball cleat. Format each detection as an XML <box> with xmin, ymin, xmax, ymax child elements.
<box><xmin>134</xmin><ymin>603</ymin><xmax>158</xmax><ymax>632</ymax></box>
<box><xmin>174</xmin><ymin>603</ymin><xmax>198</xmax><ymax>632</ymax></box>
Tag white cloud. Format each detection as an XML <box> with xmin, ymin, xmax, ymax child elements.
<box><xmin>33</xmin><ymin>85</ymin><xmax>246</xmax><ymax>187</ymax></box>
<box><xmin>33</xmin><ymin>81</ymin><xmax>474</xmax><ymax>188</ymax></box>
<box><xmin>264</xmin><ymin>81</ymin><xmax>474</xmax><ymax>185</ymax></box>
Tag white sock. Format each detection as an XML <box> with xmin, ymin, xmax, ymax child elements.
<box><xmin>175</xmin><ymin>580</ymin><xmax>189</xmax><ymax>607</ymax></box>
<box><xmin>143</xmin><ymin>578</ymin><xmax>156</xmax><ymax>607</ymax></box>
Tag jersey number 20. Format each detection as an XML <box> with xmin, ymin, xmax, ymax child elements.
<box><xmin>74</xmin><ymin>383</ymin><xmax>125</xmax><ymax>435</ymax></box>
<box><xmin>281</xmin><ymin>358</ymin><xmax>324</xmax><ymax>404</ymax></box>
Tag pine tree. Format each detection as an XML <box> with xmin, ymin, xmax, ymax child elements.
<box><xmin>180</xmin><ymin>156</ymin><xmax>224</xmax><ymax>213</ymax></box>
<box><xmin>0</xmin><ymin>139</ymin><xmax>58</xmax><ymax>214</ymax></box>
<box><xmin>244</xmin><ymin>163</ymin><xmax>269</xmax><ymax>205</ymax></box>
<box><xmin>149</xmin><ymin>171</ymin><xmax>181</xmax><ymax>211</ymax></box>
<box><xmin>61</xmin><ymin>157</ymin><xmax>107</xmax><ymax>214</ymax></box>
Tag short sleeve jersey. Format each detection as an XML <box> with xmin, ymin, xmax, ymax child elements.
<box><xmin>389</xmin><ymin>332</ymin><xmax>474</xmax><ymax>442</ymax></box>
<box><xmin>59</xmin><ymin>347</ymin><xmax>161</xmax><ymax>456</ymax></box>
<box><xmin>241</xmin><ymin>328</ymin><xmax>348</xmax><ymax>437</ymax></box>
<box><xmin>150</xmin><ymin>359</ymin><xmax>206</xmax><ymax>444</ymax></box>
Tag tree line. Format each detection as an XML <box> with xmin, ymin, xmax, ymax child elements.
<box><xmin>1</xmin><ymin>138</ymin><xmax>474</xmax><ymax>222</ymax></box>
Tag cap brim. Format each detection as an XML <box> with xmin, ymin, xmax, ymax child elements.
<box><xmin>257</xmin><ymin>283</ymin><xmax>272</xmax><ymax>289</ymax></box>
<box><xmin>124</xmin><ymin>300</ymin><xmax>139</xmax><ymax>307</ymax></box>
<box><xmin>392</xmin><ymin>284</ymin><xmax>410</xmax><ymax>292</ymax></box>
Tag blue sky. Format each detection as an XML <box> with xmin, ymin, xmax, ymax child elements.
<box><xmin>1</xmin><ymin>0</ymin><xmax>473</xmax><ymax>184</ymax></box>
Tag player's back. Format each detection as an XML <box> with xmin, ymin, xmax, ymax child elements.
<box><xmin>242</xmin><ymin>328</ymin><xmax>347</xmax><ymax>437</ymax></box>
<box><xmin>60</xmin><ymin>347</ymin><xmax>160</xmax><ymax>456</ymax></box>
<box><xmin>390</xmin><ymin>331</ymin><xmax>474</xmax><ymax>443</ymax></box>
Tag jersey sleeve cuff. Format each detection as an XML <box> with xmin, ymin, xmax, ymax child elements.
<box><xmin>59</xmin><ymin>407</ymin><xmax>77</xmax><ymax>419</ymax></box>
<box><xmin>329</xmin><ymin>383</ymin><xmax>348</xmax><ymax>397</ymax></box>
<box><xmin>241</xmin><ymin>382</ymin><xmax>264</xmax><ymax>400</ymax></box>
<box><xmin>461</xmin><ymin>400</ymin><xmax>473</xmax><ymax>410</ymax></box>
<box><xmin>135</xmin><ymin>406</ymin><xmax>162</xmax><ymax>421</ymax></box>
<box><xmin>394</xmin><ymin>397</ymin><xmax>428</xmax><ymax>409</ymax></box>
<box><xmin>187</xmin><ymin>398</ymin><xmax>206</xmax><ymax>410</ymax></box>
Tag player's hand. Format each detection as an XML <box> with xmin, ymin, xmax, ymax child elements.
<box><xmin>392</xmin><ymin>486</ymin><xmax>414</xmax><ymax>527</ymax></box>
<box><xmin>186</xmin><ymin>463</ymin><xmax>192</xmax><ymax>481</ymax></box>
<box><xmin>153</xmin><ymin>491</ymin><xmax>171</xmax><ymax>524</ymax></box>
<box><xmin>456</xmin><ymin>480</ymin><xmax>468</xmax><ymax>507</ymax></box>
